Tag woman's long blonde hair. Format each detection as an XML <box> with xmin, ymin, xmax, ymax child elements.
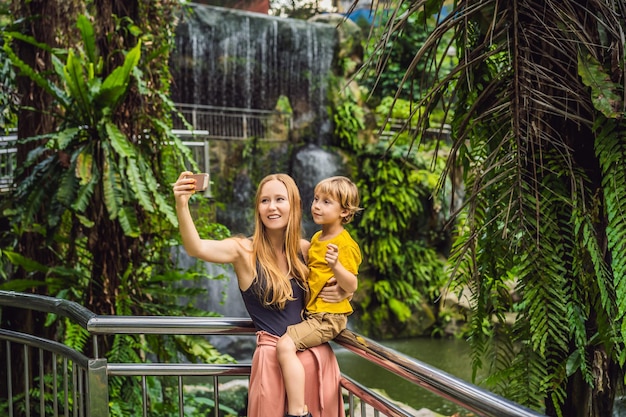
<box><xmin>251</xmin><ymin>174</ymin><xmax>309</xmax><ymax>309</ymax></box>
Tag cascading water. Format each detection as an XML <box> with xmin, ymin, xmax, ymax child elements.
<box><xmin>170</xmin><ymin>4</ymin><xmax>337</xmax><ymax>142</ymax></box>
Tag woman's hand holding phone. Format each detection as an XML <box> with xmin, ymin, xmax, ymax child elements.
<box><xmin>187</xmin><ymin>173</ymin><xmax>209</xmax><ymax>191</ymax></box>
<box><xmin>173</xmin><ymin>172</ymin><xmax>209</xmax><ymax>204</ymax></box>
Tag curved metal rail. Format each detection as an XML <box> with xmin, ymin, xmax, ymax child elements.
<box><xmin>0</xmin><ymin>290</ymin><xmax>545</xmax><ymax>417</ymax></box>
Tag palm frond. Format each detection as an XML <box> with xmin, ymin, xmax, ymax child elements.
<box><xmin>374</xmin><ymin>0</ymin><xmax>625</xmax><ymax>411</ymax></box>
<box><xmin>595</xmin><ymin>117</ymin><xmax>626</xmax><ymax>362</ymax></box>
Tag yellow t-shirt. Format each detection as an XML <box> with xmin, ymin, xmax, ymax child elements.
<box><xmin>306</xmin><ymin>229</ymin><xmax>361</xmax><ymax>314</ymax></box>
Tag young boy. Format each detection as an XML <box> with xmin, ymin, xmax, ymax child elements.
<box><xmin>276</xmin><ymin>176</ymin><xmax>362</xmax><ymax>417</ymax></box>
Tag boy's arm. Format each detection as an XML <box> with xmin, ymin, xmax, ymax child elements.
<box><xmin>319</xmin><ymin>277</ymin><xmax>353</xmax><ymax>302</ymax></box>
<box><xmin>325</xmin><ymin>244</ymin><xmax>359</xmax><ymax>294</ymax></box>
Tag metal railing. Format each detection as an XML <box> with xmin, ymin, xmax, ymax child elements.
<box><xmin>173</xmin><ymin>103</ymin><xmax>292</xmax><ymax>142</ymax></box>
<box><xmin>0</xmin><ymin>131</ymin><xmax>16</xmax><ymax>193</ymax></box>
<box><xmin>377</xmin><ymin>118</ymin><xmax>452</xmax><ymax>142</ymax></box>
<box><xmin>0</xmin><ymin>290</ymin><xmax>545</xmax><ymax>417</ymax></box>
<box><xmin>173</xmin><ymin>129</ymin><xmax>213</xmax><ymax>198</ymax></box>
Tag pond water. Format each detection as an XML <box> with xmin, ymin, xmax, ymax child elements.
<box><xmin>333</xmin><ymin>336</ymin><xmax>486</xmax><ymax>416</ymax></box>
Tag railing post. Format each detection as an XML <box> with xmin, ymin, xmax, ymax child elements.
<box><xmin>87</xmin><ymin>358</ymin><xmax>109</xmax><ymax>417</ymax></box>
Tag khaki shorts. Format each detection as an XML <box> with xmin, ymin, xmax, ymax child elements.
<box><xmin>286</xmin><ymin>312</ymin><xmax>348</xmax><ymax>351</ymax></box>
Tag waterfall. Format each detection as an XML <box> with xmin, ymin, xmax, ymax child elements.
<box><xmin>292</xmin><ymin>143</ymin><xmax>348</xmax><ymax>238</ymax></box>
<box><xmin>170</xmin><ymin>4</ymin><xmax>337</xmax><ymax>143</ymax></box>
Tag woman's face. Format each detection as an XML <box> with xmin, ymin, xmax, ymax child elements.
<box><xmin>258</xmin><ymin>179</ymin><xmax>291</xmax><ymax>231</ymax></box>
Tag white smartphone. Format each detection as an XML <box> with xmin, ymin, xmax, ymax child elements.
<box><xmin>186</xmin><ymin>173</ymin><xmax>210</xmax><ymax>191</ymax></box>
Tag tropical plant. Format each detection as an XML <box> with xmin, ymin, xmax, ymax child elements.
<box><xmin>331</xmin><ymin>78</ymin><xmax>453</xmax><ymax>338</ymax></box>
<box><xmin>1</xmin><ymin>12</ymin><xmax>192</xmax><ymax>311</ymax></box>
<box><xmin>0</xmin><ymin>3</ymin><xmax>235</xmax><ymax>414</ymax></box>
<box><xmin>362</xmin><ymin>0</ymin><xmax>626</xmax><ymax>415</ymax></box>
<box><xmin>351</xmin><ymin>139</ymin><xmax>451</xmax><ymax>338</ymax></box>
<box><xmin>356</xmin><ymin>1</ymin><xmax>453</xmax><ymax>107</ymax></box>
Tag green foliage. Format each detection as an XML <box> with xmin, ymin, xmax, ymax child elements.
<box><xmin>358</xmin><ymin>0</ymin><xmax>455</xmax><ymax>107</ymax></box>
<box><xmin>331</xmin><ymin>87</ymin><xmax>365</xmax><ymax>151</ymax></box>
<box><xmin>330</xmin><ymin>79</ymin><xmax>453</xmax><ymax>337</ymax></box>
<box><xmin>351</xmin><ymin>141</ymin><xmax>450</xmax><ymax>338</ymax></box>
<box><xmin>356</xmin><ymin>0</ymin><xmax>626</xmax><ymax>413</ymax></box>
<box><xmin>1</xmin><ymin>12</ymin><xmax>190</xmax><ymax>284</ymax></box>
<box><xmin>269</xmin><ymin>0</ymin><xmax>325</xmax><ymax>19</ymax></box>
<box><xmin>3</xmin><ymin>16</ymin><xmax>183</xmax><ymax>235</ymax></box>
<box><xmin>594</xmin><ymin>116</ymin><xmax>626</xmax><ymax>362</ymax></box>
<box><xmin>578</xmin><ymin>54</ymin><xmax>623</xmax><ymax>119</ymax></box>
<box><xmin>1</xmin><ymin>8</ymin><xmax>236</xmax><ymax>415</ymax></box>
<box><xmin>423</xmin><ymin>1</ymin><xmax>626</xmax><ymax>413</ymax></box>
<box><xmin>124</xmin><ymin>377</ymin><xmax>244</xmax><ymax>417</ymax></box>
<box><xmin>0</xmin><ymin>30</ymin><xmax>17</xmax><ymax>131</ymax></box>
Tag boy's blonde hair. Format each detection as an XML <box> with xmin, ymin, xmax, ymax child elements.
<box><xmin>314</xmin><ymin>176</ymin><xmax>362</xmax><ymax>224</ymax></box>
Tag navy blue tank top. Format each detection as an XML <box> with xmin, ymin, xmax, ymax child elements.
<box><xmin>240</xmin><ymin>264</ymin><xmax>305</xmax><ymax>337</ymax></box>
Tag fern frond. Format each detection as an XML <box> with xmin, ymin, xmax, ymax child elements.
<box><xmin>152</xmin><ymin>191</ymin><xmax>178</xmax><ymax>228</ymax></box>
<box><xmin>125</xmin><ymin>158</ymin><xmax>153</xmax><ymax>212</ymax></box>
<box><xmin>137</xmin><ymin>154</ymin><xmax>178</xmax><ymax>226</ymax></box>
<box><xmin>105</xmin><ymin>122</ymin><xmax>136</xmax><ymax>159</ymax></box>
<box><xmin>173</xmin><ymin>335</ymin><xmax>236</xmax><ymax>364</ymax></box>
<box><xmin>62</xmin><ymin>49</ymin><xmax>92</xmax><ymax>123</ymax></box>
<box><xmin>117</xmin><ymin>206</ymin><xmax>140</xmax><ymax>238</ymax></box>
<box><xmin>63</xmin><ymin>318</ymin><xmax>89</xmax><ymax>352</ymax></box>
<box><xmin>71</xmin><ymin>174</ymin><xmax>97</xmax><ymax>214</ymax></box>
<box><xmin>595</xmin><ymin>116</ymin><xmax>626</xmax><ymax>361</ymax></box>
<box><xmin>108</xmin><ymin>334</ymin><xmax>143</xmax><ymax>363</ymax></box>
<box><xmin>102</xmin><ymin>145</ymin><xmax>123</xmax><ymax>220</ymax></box>
<box><xmin>2</xmin><ymin>34</ymin><xmax>61</xmax><ymax>102</ymax></box>
<box><xmin>152</xmin><ymin>118</ymin><xmax>198</xmax><ymax>171</ymax></box>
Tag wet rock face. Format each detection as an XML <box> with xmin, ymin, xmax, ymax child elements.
<box><xmin>291</xmin><ymin>143</ymin><xmax>348</xmax><ymax>238</ymax></box>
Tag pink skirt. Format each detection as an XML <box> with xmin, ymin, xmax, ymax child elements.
<box><xmin>247</xmin><ymin>331</ymin><xmax>344</xmax><ymax>417</ymax></box>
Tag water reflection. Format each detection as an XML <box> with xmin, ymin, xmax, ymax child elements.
<box><xmin>334</xmin><ymin>337</ymin><xmax>486</xmax><ymax>415</ymax></box>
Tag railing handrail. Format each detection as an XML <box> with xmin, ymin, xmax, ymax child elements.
<box><xmin>0</xmin><ymin>290</ymin><xmax>96</xmax><ymax>328</ymax></box>
<box><xmin>0</xmin><ymin>290</ymin><xmax>545</xmax><ymax>417</ymax></box>
<box><xmin>174</xmin><ymin>103</ymin><xmax>290</xmax><ymax>116</ymax></box>
<box><xmin>87</xmin><ymin>316</ymin><xmax>256</xmax><ymax>334</ymax></box>
<box><xmin>0</xmin><ymin>328</ymin><xmax>90</xmax><ymax>368</ymax></box>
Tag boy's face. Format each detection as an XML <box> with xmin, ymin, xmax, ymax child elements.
<box><xmin>311</xmin><ymin>192</ymin><xmax>347</xmax><ymax>226</ymax></box>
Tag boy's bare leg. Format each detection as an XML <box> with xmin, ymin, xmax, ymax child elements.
<box><xmin>277</xmin><ymin>334</ymin><xmax>308</xmax><ymax>416</ymax></box>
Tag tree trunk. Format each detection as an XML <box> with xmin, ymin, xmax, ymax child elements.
<box><xmin>553</xmin><ymin>346</ymin><xmax>616</xmax><ymax>417</ymax></box>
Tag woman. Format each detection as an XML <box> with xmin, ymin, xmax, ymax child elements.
<box><xmin>173</xmin><ymin>172</ymin><xmax>346</xmax><ymax>417</ymax></box>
